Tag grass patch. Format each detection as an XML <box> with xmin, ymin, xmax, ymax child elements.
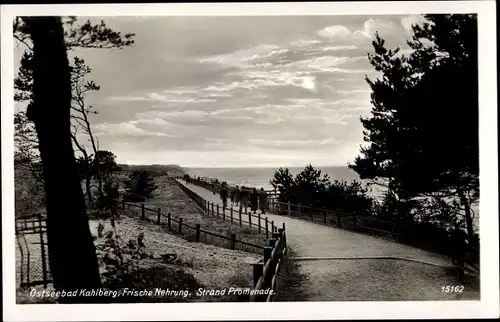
<box><xmin>273</xmin><ymin>247</ymin><xmax>309</xmax><ymax>301</ymax></box>
<box><xmin>123</xmin><ymin>176</ymin><xmax>267</xmax><ymax>252</ymax></box>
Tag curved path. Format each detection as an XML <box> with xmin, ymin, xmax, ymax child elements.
<box><xmin>176</xmin><ymin>180</ymin><xmax>479</xmax><ymax>301</ymax></box>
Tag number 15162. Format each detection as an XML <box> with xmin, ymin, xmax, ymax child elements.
<box><xmin>441</xmin><ymin>286</ymin><xmax>464</xmax><ymax>293</ymax></box>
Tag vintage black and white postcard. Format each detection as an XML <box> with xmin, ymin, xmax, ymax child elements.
<box><xmin>1</xmin><ymin>1</ymin><xmax>498</xmax><ymax>321</ymax></box>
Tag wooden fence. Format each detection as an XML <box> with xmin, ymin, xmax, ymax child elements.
<box><xmin>120</xmin><ymin>199</ymin><xmax>266</xmax><ymax>254</ymax></box>
<box><xmin>249</xmin><ymin>227</ymin><xmax>287</xmax><ymax>302</ymax></box>
<box><xmin>182</xmin><ymin>176</ymin><xmax>278</xmax><ymax>197</ymax></box>
<box><xmin>184</xmin><ymin>175</ymin><xmax>418</xmax><ymax>239</ymax></box>
<box><xmin>184</xmin><ymin>176</ymin><xmax>479</xmax><ymax>267</ymax></box>
<box><xmin>176</xmin><ymin>180</ymin><xmax>278</xmax><ymax>239</ymax></box>
<box><xmin>175</xmin><ymin>179</ymin><xmax>289</xmax><ymax>301</ymax></box>
<box><xmin>183</xmin><ymin>174</ymin><xmax>399</xmax><ymax>238</ymax></box>
<box><xmin>15</xmin><ymin>213</ymin><xmax>51</xmax><ymax>289</ymax></box>
<box><xmin>268</xmin><ymin>199</ymin><xmax>401</xmax><ymax>237</ymax></box>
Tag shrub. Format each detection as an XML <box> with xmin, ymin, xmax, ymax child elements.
<box><xmin>293</xmin><ymin>164</ymin><xmax>330</xmax><ymax>208</ymax></box>
<box><xmin>270</xmin><ymin>167</ymin><xmax>295</xmax><ymax>203</ymax></box>
<box><xmin>270</xmin><ymin>164</ymin><xmax>372</xmax><ymax>214</ymax></box>
<box><xmin>326</xmin><ymin>180</ymin><xmax>373</xmax><ymax>215</ymax></box>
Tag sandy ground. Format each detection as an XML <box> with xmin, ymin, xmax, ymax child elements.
<box><xmin>125</xmin><ymin>176</ymin><xmax>267</xmax><ymax>252</ymax></box>
<box><xmin>89</xmin><ymin>217</ymin><xmax>260</xmax><ymax>302</ymax></box>
<box><xmin>15</xmin><ymin>176</ymin><xmax>263</xmax><ymax>303</ymax></box>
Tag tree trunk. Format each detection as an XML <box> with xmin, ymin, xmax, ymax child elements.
<box><xmin>457</xmin><ymin>186</ymin><xmax>474</xmax><ymax>242</ymax></box>
<box><xmin>71</xmin><ymin>134</ymin><xmax>92</xmax><ymax>202</ymax></box>
<box><xmin>85</xmin><ymin>119</ymin><xmax>103</xmax><ymax>196</ymax></box>
<box><xmin>24</xmin><ymin>17</ymin><xmax>103</xmax><ymax>302</ymax></box>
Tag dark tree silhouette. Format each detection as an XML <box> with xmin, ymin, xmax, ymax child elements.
<box><xmin>326</xmin><ymin>180</ymin><xmax>374</xmax><ymax>216</ymax></box>
<box><xmin>293</xmin><ymin>164</ymin><xmax>331</xmax><ymax>208</ymax></box>
<box><xmin>69</xmin><ymin>57</ymin><xmax>102</xmax><ymax>200</ymax></box>
<box><xmin>22</xmin><ymin>16</ymin><xmax>102</xmax><ymax>301</ymax></box>
<box><xmin>270</xmin><ymin>167</ymin><xmax>295</xmax><ymax>203</ymax></box>
<box><xmin>125</xmin><ymin>170</ymin><xmax>159</xmax><ymax>199</ymax></box>
<box><xmin>349</xmin><ymin>14</ymin><xmax>478</xmax><ymax>239</ymax></box>
<box><xmin>92</xmin><ymin>150</ymin><xmax>122</xmax><ymax>180</ymax></box>
<box><xmin>14</xmin><ymin>17</ymin><xmax>135</xmax><ymax>200</ymax></box>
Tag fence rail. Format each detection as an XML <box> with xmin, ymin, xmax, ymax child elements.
<box><xmin>183</xmin><ymin>175</ymin><xmax>479</xmax><ymax>268</ymax></box>
<box><xmin>15</xmin><ymin>213</ymin><xmax>51</xmax><ymax>289</ymax></box>
<box><xmin>179</xmin><ymin>176</ymin><xmax>289</xmax><ymax>302</ymax></box>
<box><xmin>249</xmin><ymin>227</ymin><xmax>287</xmax><ymax>302</ymax></box>
<box><xmin>176</xmin><ymin>179</ymin><xmax>276</xmax><ymax>238</ymax></box>
<box><xmin>119</xmin><ymin>186</ymin><xmax>271</xmax><ymax>254</ymax></box>
<box><xmin>182</xmin><ymin>175</ymin><xmax>399</xmax><ymax>237</ymax></box>
<box><xmin>181</xmin><ymin>176</ymin><xmax>277</xmax><ymax>196</ymax></box>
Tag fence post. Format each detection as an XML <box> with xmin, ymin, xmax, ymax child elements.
<box><xmin>264</xmin><ymin>246</ymin><xmax>273</xmax><ymax>263</ymax></box>
<box><xmin>230</xmin><ymin>208</ymin><xmax>234</xmax><ymax>224</ymax></box>
<box><xmin>271</xmin><ymin>220</ymin><xmax>275</xmax><ymax>233</ymax></box>
<box><xmin>265</xmin><ymin>217</ymin><xmax>269</xmax><ymax>239</ymax></box>
<box><xmin>248</xmin><ymin>212</ymin><xmax>252</xmax><ymax>227</ymax></box>
<box><xmin>239</xmin><ymin>208</ymin><xmax>242</xmax><ymax>226</ymax></box>
<box><xmin>141</xmin><ymin>203</ymin><xmax>145</xmax><ymax>220</ymax></box>
<box><xmin>231</xmin><ymin>233</ymin><xmax>236</xmax><ymax>250</ymax></box>
<box><xmin>298</xmin><ymin>203</ymin><xmax>301</xmax><ymax>214</ymax></box>
<box><xmin>121</xmin><ymin>200</ymin><xmax>125</xmax><ymax>212</ymax></box>
<box><xmin>337</xmin><ymin>215</ymin><xmax>342</xmax><ymax>228</ymax></box>
<box><xmin>196</xmin><ymin>224</ymin><xmax>201</xmax><ymax>241</ymax></box>
<box><xmin>211</xmin><ymin>203</ymin><xmax>214</xmax><ymax>216</ymax></box>
<box><xmin>282</xmin><ymin>222</ymin><xmax>285</xmax><ymax>231</ymax></box>
<box><xmin>157</xmin><ymin>208</ymin><xmax>161</xmax><ymax>225</ymax></box>
<box><xmin>353</xmin><ymin>214</ymin><xmax>358</xmax><ymax>230</ymax></box>
<box><xmin>252</xmin><ymin>263</ymin><xmax>264</xmax><ymax>286</ymax></box>
<box><xmin>167</xmin><ymin>213</ymin><xmax>172</xmax><ymax>229</ymax></box>
<box><xmin>287</xmin><ymin>201</ymin><xmax>291</xmax><ymax>216</ymax></box>
<box><xmin>223</xmin><ymin>206</ymin><xmax>226</xmax><ymax>221</ymax></box>
<box><xmin>217</xmin><ymin>204</ymin><xmax>220</xmax><ymax>218</ymax></box>
<box><xmin>38</xmin><ymin>215</ymin><xmax>48</xmax><ymax>289</ymax></box>
<box><xmin>258</xmin><ymin>214</ymin><xmax>261</xmax><ymax>233</ymax></box>
<box><xmin>179</xmin><ymin>218</ymin><xmax>183</xmax><ymax>233</ymax></box>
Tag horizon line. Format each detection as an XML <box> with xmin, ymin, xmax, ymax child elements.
<box><xmin>119</xmin><ymin>163</ymin><xmax>351</xmax><ymax>168</ymax></box>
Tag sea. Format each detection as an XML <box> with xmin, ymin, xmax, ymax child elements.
<box><xmin>187</xmin><ymin>166</ymin><xmax>386</xmax><ymax>198</ymax></box>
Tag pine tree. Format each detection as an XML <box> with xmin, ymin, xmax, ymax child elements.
<box><xmin>125</xmin><ymin>170</ymin><xmax>159</xmax><ymax>199</ymax></box>
<box><xmin>349</xmin><ymin>14</ymin><xmax>478</xmax><ymax>239</ymax></box>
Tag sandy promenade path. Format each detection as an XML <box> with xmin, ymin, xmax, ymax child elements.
<box><xmin>176</xmin><ymin>179</ymin><xmax>480</xmax><ymax>301</ymax></box>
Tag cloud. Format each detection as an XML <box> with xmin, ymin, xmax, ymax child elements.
<box><xmin>337</xmin><ymin>88</ymin><xmax>371</xmax><ymax>95</ymax></box>
<box><xmin>50</xmin><ymin>16</ymin><xmax>415</xmax><ymax>166</ymax></box>
<box><xmin>94</xmin><ymin>121</ymin><xmax>179</xmax><ymax>137</ymax></box>
<box><xmin>401</xmin><ymin>15</ymin><xmax>427</xmax><ymax>34</ymax></box>
<box><xmin>317</xmin><ymin>25</ymin><xmax>352</xmax><ymax>39</ymax></box>
<box><xmin>323</xmin><ymin>45</ymin><xmax>358</xmax><ymax>52</ymax></box>
<box><xmin>361</xmin><ymin>18</ymin><xmax>397</xmax><ymax>39</ymax></box>
<box><xmin>108</xmin><ymin>90</ymin><xmax>217</xmax><ymax>104</ymax></box>
<box><xmin>248</xmin><ymin>138</ymin><xmax>341</xmax><ymax>150</ymax></box>
<box><xmin>290</xmin><ymin>39</ymin><xmax>323</xmax><ymax>47</ymax></box>
<box><xmin>198</xmin><ymin>44</ymin><xmax>288</xmax><ymax>68</ymax></box>
<box><xmin>317</xmin><ymin>18</ymin><xmax>397</xmax><ymax>42</ymax></box>
<box><xmin>108</xmin><ymin>96</ymin><xmax>150</xmax><ymax>101</ymax></box>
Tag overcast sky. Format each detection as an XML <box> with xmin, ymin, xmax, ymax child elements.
<box><xmin>15</xmin><ymin>15</ymin><xmax>427</xmax><ymax>167</ymax></box>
